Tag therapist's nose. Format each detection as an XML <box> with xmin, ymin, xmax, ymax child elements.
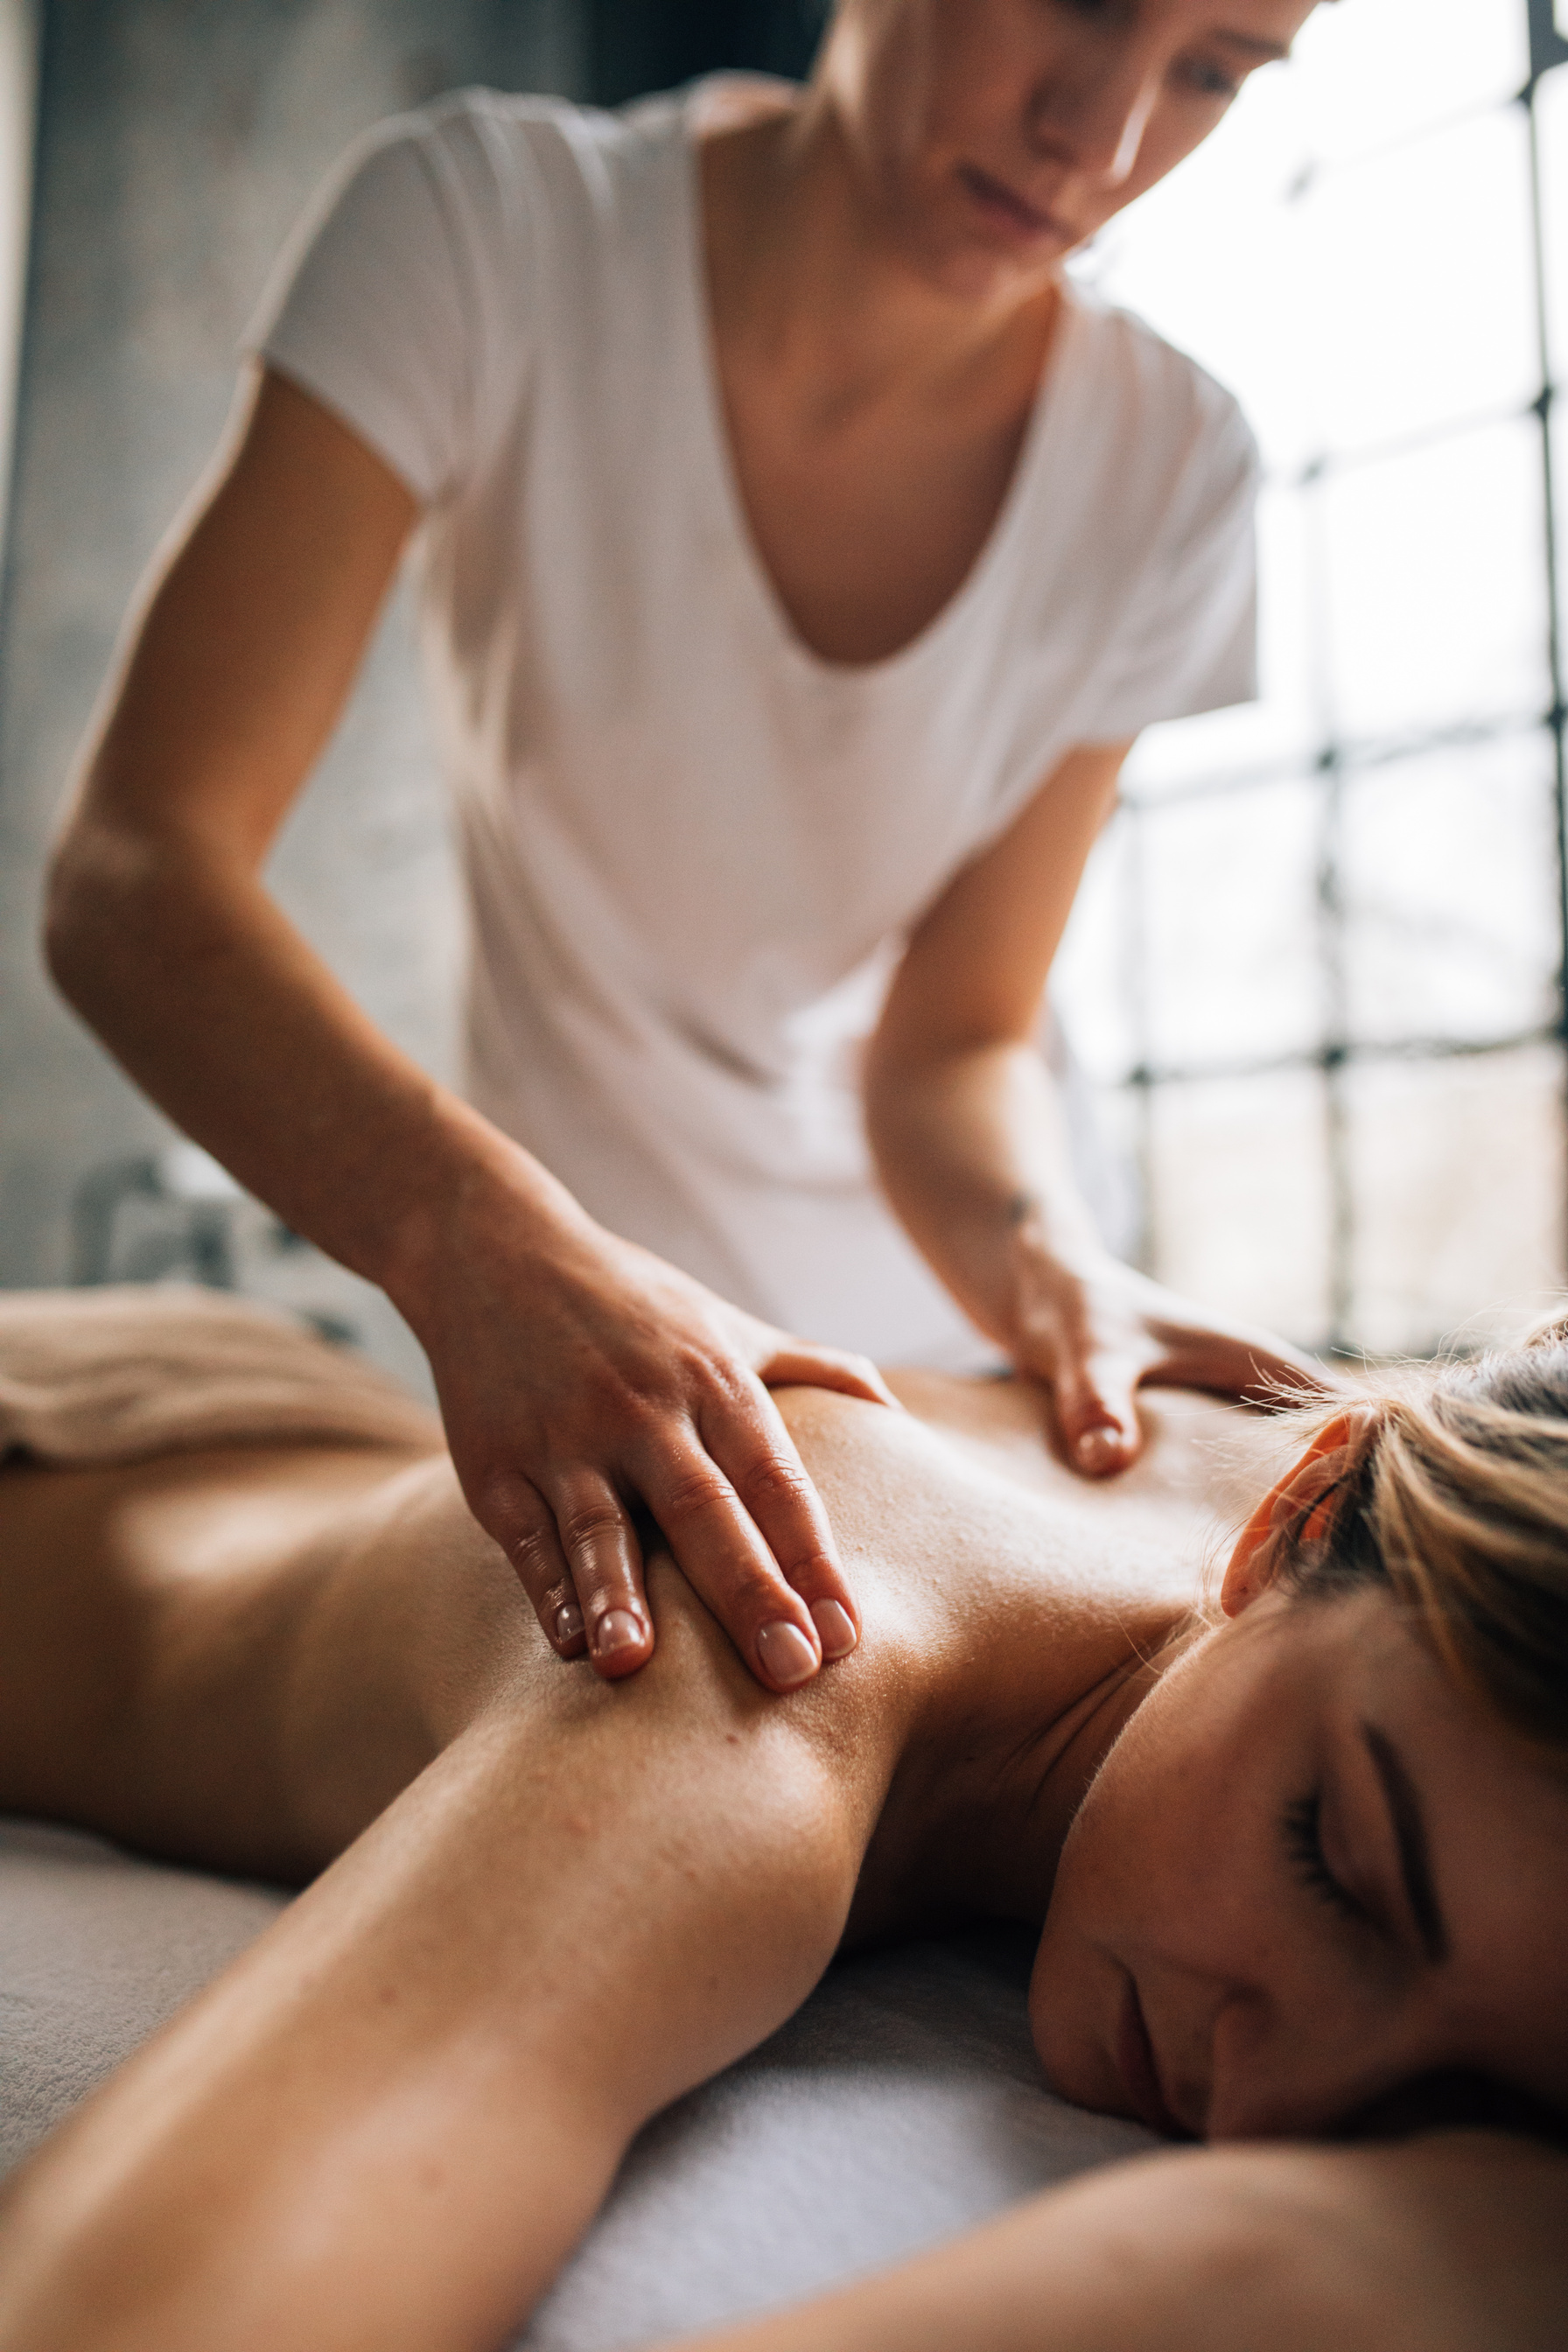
<box><xmin>1025</xmin><ymin>34</ymin><xmax>1161</xmax><ymax>191</ymax></box>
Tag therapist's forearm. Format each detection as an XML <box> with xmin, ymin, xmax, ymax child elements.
<box><xmin>864</xmin><ymin>1035</ymin><xmax>1103</xmax><ymax>1351</ymax></box>
<box><xmin>43</xmin><ymin>815</ymin><xmax>578</xmax><ymax>1312</ymax></box>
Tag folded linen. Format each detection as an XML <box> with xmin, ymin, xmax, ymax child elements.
<box><xmin>0</xmin><ymin>1285</ymin><xmax>441</xmax><ymax>1464</ymax></box>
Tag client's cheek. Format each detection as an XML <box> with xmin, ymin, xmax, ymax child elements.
<box><xmin>1028</xmin><ymin>1924</ymin><xmax>1127</xmax><ymax>2113</ymax></box>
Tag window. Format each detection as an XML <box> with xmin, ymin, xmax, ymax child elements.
<box><xmin>1055</xmin><ymin>0</ymin><xmax>1568</xmax><ymax>1355</ymax></box>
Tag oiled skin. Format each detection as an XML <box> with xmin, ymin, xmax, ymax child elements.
<box><xmin>0</xmin><ymin>1376</ymin><xmax>1560</xmax><ymax>2352</ymax></box>
<box><xmin>0</xmin><ymin>1370</ymin><xmax>1248</xmax><ymax>1894</ymax></box>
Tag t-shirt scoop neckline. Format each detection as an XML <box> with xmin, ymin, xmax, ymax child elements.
<box><xmin>669</xmin><ymin>86</ymin><xmax>1078</xmax><ymax>691</ymax></box>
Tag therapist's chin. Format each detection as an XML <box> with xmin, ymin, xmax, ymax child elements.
<box><xmin>875</xmin><ymin>168</ymin><xmax>1072</xmax><ymax>303</ymax></box>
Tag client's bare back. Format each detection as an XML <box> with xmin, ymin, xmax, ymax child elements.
<box><xmin>0</xmin><ymin>1356</ymin><xmax>1271</xmax><ymax>1892</ymax></box>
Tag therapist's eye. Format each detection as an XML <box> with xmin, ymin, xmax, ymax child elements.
<box><xmin>1282</xmin><ymin>1791</ymin><xmax>1369</xmax><ymax>1929</ymax></box>
<box><xmin>1175</xmin><ymin>56</ymin><xmax>1242</xmax><ymax>102</ymax></box>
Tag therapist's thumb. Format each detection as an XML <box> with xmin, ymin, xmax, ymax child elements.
<box><xmin>1054</xmin><ymin>1349</ymin><xmax>1142</xmax><ymax>1478</ymax></box>
<box><xmin>753</xmin><ymin>1335</ymin><xmax>902</xmax><ymax>1411</ymax></box>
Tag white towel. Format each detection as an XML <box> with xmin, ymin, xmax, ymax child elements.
<box><xmin>0</xmin><ymin>1286</ymin><xmax>441</xmax><ymax>1463</ymax></box>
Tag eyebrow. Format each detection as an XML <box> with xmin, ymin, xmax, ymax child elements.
<box><xmin>1361</xmin><ymin>1723</ymin><xmax>1450</xmax><ymax>1966</ymax></box>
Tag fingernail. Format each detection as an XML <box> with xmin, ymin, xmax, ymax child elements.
<box><xmin>594</xmin><ymin>1608</ymin><xmax>644</xmax><ymax>1657</ymax></box>
<box><xmin>555</xmin><ymin>1600</ymin><xmax>584</xmax><ymax>1644</ymax></box>
<box><xmin>1075</xmin><ymin>1427</ymin><xmax>1122</xmax><ymax>1472</ymax></box>
<box><xmin>756</xmin><ymin>1620</ymin><xmax>819</xmax><ymax>1689</ymax></box>
<box><xmin>809</xmin><ymin>1600</ymin><xmax>858</xmax><ymax>1661</ymax></box>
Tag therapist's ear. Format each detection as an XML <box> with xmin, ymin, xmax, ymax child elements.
<box><xmin>1220</xmin><ymin>1412</ymin><xmax>1368</xmax><ymax>1618</ymax></box>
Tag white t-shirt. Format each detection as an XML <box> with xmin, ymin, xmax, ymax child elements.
<box><xmin>248</xmin><ymin>84</ymin><xmax>1258</xmax><ymax>1367</ymax></box>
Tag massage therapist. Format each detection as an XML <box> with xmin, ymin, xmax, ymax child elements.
<box><xmin>46</xmin><ymin>0</ymin><xmax>1326</xmax><ymax>1692</ymax></box>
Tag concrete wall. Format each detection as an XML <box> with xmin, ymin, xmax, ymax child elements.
<box><xmin>0</xmin><ymin>2</ymin><xmax>586</xmax><ymax>1376</ymax></box>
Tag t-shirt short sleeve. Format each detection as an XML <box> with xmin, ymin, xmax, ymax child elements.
<box><xmin>1078</xmin><ymin>382</ymin><xmax>1260</xmax><ymax>743</ymax></box>
<box><xmin>242</xmin><ymin>101</ymin><xmax>521</xmax><ymax>507</ymax></box>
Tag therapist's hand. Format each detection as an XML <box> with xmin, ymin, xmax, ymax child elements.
<box><xmin>1005</xmin><ymin>1222</ymin><xmax>1338</xmax><ymax>1475</ymax></box>
<box><xmin>398</xmin><ymin>1166</ymin><xmax>897</xmax><ymax>1690</ymax></box>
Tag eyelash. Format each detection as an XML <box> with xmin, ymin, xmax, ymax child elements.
<box><xmin>1282</xmin><ymin>1793</ymin><xmax>1368</xmax><ymax>1928</ymax></box>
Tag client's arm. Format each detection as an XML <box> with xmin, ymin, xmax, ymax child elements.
<box><xmin>665</xmin><ymin>2132</ymin><xmax>1568</xmax><ymax>2352</ymax></box>
<box><xmin>0</xmin><ymin>1558</ymin><xmax>864</xmax><ymax>2352</ymax></box>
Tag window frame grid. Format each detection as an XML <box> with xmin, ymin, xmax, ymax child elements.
<box><xmin>1106</xmin><ymin>6</ymin><xmax>1567</xmax><ymax>1357</ymax></box>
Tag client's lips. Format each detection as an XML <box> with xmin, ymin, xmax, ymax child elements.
<box><xmin>1116</xmin><ymin>1976</ymin><xmax>1187</xmax><ymax>2138</ymax></box>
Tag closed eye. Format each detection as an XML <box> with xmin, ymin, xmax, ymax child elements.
<box><xmin>1282</xmin><ymin>1791</ymin><xmax>1369</xmax><ymax>1928</ymax></box>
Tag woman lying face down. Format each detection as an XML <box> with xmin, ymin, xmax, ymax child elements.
<box><xmin>0</xmin><ymin>1291</ymin><xmax>1563</xmax><ymax>2351</ymax></box>
<box><xmin>1035</xmin><ymin>1362</ymin><xmax>1568</xmax><ymax>2145</ymax></box>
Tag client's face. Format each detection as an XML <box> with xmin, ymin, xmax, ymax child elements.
<box><xmin>1029</xmin><ymin>1574</ymin><xmax>1568</xmax><ymax>2141</ymax></box>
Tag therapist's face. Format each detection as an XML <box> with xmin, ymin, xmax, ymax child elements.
<box><xmin>1028</xmin><ymin>1572</ymin><xmax>1568</xmax><ymax>2143</ymax></box>
<box><xmin>821</xmin><ymin>0</ymin><xmax>1319</xmax><ymax>297</ymax></box>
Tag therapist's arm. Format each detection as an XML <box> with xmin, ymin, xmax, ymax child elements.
<box><xmin>44</xmin><ymin>364</ymin><xmax>887</xmax><ymax>1690</ymax></box>
<box><xmin>864</xmin><ymin>745</ymin><xmax>1328</xmax><ymax>1475</ymax></box>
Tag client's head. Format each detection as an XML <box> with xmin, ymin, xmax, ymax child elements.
<box><xmin>1029</xmin><ymin>1318</ymin><xmax>1568</xmax><ymax>2143</ymax></box>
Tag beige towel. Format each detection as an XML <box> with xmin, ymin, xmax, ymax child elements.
<box><xmin>0</xmin><ymin>1287</ymin><xmax>442</xmax><ymax>1465</ymax></box>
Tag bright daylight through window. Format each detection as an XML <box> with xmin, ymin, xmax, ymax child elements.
<box><xmin>1054</xmin><ymin>0</ymin><xmax>1568</xmax><ymax>1359</ymax></box>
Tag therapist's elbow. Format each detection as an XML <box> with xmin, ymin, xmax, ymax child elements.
<box><xmin>860</xmin><ymin>1041</ymin><xmax>916</xmax><ymax>1166</ymax></box>
<box><xmin>46</xmin><ymin>803</ymin><xmax>121</xmax><ymax>983</ymax></box>
<box><xmin>862</xmin><ymin>1025</ymin><xmax>991</xmax><ymax>1138</ymax></box>
<box><xmin>43</xmin><ymin>803</ymin><xmax>184</xmax><ymax>1018</ymax></box>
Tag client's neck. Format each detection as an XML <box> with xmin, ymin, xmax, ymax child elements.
<box><xmin>940</xmin><ymin>1606</ymin><xmax>1200</xmax><ymax>1926</ymax></box>
<box><xmin>851</xmin><ymin>1588</ymin><xmax>1201</xmax><ymax>1942</ymax></box>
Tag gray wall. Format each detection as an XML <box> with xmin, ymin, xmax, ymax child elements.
<box><xmin>0</xmin><ymin>2</ymin><xmax>585</xmax><ymax>1374</ymax></box>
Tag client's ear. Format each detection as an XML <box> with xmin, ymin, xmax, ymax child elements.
<box><xmin>1220</xmin><ymin>1413</ymin><xmax>1361</xmax><ymax>1618</ymax></box>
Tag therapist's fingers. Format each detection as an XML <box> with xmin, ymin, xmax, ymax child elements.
<box><xmin>541</xmin><ymin>1471</ymin><xmax>654</xmax><ymax>1679</ymax></box>
<box><xmin>637</xmin><ymin>1404</ymin><xmax>858</xmax><ymax>1694</ymax></box>
<box><xmin>1138</xmin><ymin>1321</ymin><xmax>1334</xmax><ymax>1407</ymax></box>
<box><xmin>752</xmin><ymin>1337</ymin><xmax>903</xmax><ymax>1411</ymax></box>
<box><xmin>473</xmin><ymin>1462</ymin><xmax>648</xmax><ymax>1674</ymax></box>
<box><xmin>463</xmin><ymin>1466</ymin><xmax>585</xmax><ymax>1657</ymax></box>
<box><xmin>1050</xmin><ymin>1341</ymin><xmax>1149</xmax><ymax>1477</ymax></box>
<box><xmin>1011</xmin><ymin>1247</ymin><xmax>1155</xmax><ymax>1476</ymax></box>
<box><xmin>701</xmin><ymin>1377</ymin><xmax>862</xmax><ymax>1673</ymax></box>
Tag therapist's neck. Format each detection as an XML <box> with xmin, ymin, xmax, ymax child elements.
<box><xmin>700</xmin><ymin>95</ymin><xmax>1060</xmax><ymax>407</ymax></box>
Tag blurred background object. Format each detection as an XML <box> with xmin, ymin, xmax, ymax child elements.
<box><xmin>586</xmin><ymin>0</ymin><xmax>820</xmax><ymax>102</ymax></box>
<box><xmin>0</xmin><ymin>0</ymin><xmax>1561</xmax><ymax>1374</ymax></box>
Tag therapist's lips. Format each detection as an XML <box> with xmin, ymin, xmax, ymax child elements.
<box><xmin>956</xmin><ymin>161</ymin><xmax>1076</xmax><ymax>248</ymax></box>
<box><xmin>1116</xmin><ymin>1976</ymin><xmax>1188</xmax><ymax>2138</ymax></box>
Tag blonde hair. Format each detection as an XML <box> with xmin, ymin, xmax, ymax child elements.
<box><xmin>1279</xmin><ymin>1314</ymin><xmax>1568</xmax><ymax>1756</ymax></box>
